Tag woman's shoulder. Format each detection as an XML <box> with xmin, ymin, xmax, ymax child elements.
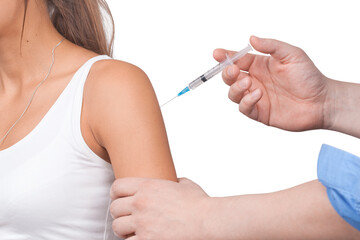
<box><xmin>83</xmin><ymin>53</ymin><xmax>157</xmax><ymax>123</ymax></box>
<box><xmin>89</xmin><ymin>56</ymin><xmax>148</xmax><ymax>85</ymax></box>
<box><xmin>68</xmin><ymin>44</ymin><xmax>149</xmax><ymax>87</ymax></box>
<box><xmin>82</xmin><ymin>55</ymin><xmax>160</xmax><ymax>149</ymax></box>
<box><xmin>85</xmin><ymin>57</ymin><xmax>154</xmax><ymax>105</ymax></box>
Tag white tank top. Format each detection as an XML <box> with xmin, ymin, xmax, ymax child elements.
<box><xmin>0</xmin><ymin>55</ymin><xmax>121</xmax><ymax>240</ymax></box>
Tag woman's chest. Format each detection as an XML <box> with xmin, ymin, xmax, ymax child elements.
<box><xmin>0</xmin><ymin>147</ymin><xmax>114</xmax><ymax>236</ymax></box>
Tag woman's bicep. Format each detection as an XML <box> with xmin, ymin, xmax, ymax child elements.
<box><xmin>89</xmin><ymin>60</ymin><xmax>177</xmax><ymax>181</ymax></box>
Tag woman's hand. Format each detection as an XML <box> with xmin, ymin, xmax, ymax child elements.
<box><xmin>214</xmin><ymin>36</ymin><xmax>331</xmax><ymax>131</ymax></box>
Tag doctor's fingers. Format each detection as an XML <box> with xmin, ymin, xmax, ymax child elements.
<box><xmin>125</xmin><ymin>236</ymin><xmax>139</xmax><ymax>240</ymax></box>
<box><xmin>228</xmin><ymin>76</ymin><xmax>252</xmax><ymax>103</ymax></box>
<box><xmin>213</xmin><ymin>49</ymin><xmax>255</xmax><ymax>72</ymax></box>
<box><xmin>112</xmin><ymin>215</ymin><xmax>135</xmax><ymax>239</ymax></box>
<box><xmin>110</xmin><ymin>197</ymin><xmax>134</xmax><ymax>218</ymax></box>
<box><xmin>222</xmin><ymin>65</ymin><xmax>249</xmax><ymax>86</ymax></box>
<box><xmin>239</xmin><ymin>88</ymin><xmax>263</xmax><ymax>120</ymax></box>
<box><xmin>111</xmin><ymin>177</ymin><xmax>153</xmax><ymax>200</ymax></box>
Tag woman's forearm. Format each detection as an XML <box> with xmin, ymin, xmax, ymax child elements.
<box><xmin>324</xmin><ymin>78</ymin><xmax>360</xmax><ymax>138</ymax></box>
<box><xmin>204</xmin><ymin>180</ymin><xmax>359</xmax><ymax>239</ymax></box>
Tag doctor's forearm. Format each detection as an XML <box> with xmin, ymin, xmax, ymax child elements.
<box><xmin>203</xmin><ymin>180</ymin><xmax>359</xmax><ymax>239</ymax></box>
<box><xmin>325</xmin><ymin>79</ymin><xmax>360</xmax><ymax>138</ymax></box>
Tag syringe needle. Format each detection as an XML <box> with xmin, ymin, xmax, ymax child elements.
<box><xmin>161</xmin><ymin>95</ymin><xmax>178</xmax><ymax>107</ymax></box>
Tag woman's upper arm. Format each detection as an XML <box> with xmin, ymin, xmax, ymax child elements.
<box><xmin>87</xmin><ymin>59</ymin><xmax>177</xmax><ymax>181</ymax></box>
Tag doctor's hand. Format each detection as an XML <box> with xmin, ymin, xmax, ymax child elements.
<box><xmin>214</xmin><ymin>36</ymin><xmax>332</xmax><ymax>131</ymax></box>
<box><xmin>110</xmin><ymin>177</ymin><xmax>212</xmax><ymax>240</ymax></box>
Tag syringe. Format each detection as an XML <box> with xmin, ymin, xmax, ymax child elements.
<box><xmin>161</xmin><ymin>44</ymin><xmax>252</xmax><ymax>107</ymax></box>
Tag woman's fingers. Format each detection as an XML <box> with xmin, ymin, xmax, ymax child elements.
<box><xmin>239</xmin><ymin>89</ymin><xmax>262</xmax><ymax>120</ymax></box>
<box><xmin>228</xmin><ymin>76</ymin><xmax>251</xmax><ymax>103</ymax></box>
<box><xmin>112</xmin><ymin>215</ymin><xmax>135</xmax><ymax>239</ymax></box>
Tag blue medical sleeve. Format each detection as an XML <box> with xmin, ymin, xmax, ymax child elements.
<box><xmin>317</xmin><ymin>144</ymin><xmax>360</xmax><ymax>231</ymax></box>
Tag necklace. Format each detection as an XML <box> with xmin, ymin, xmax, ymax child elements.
<box><xmin>0</xmin><ymin>37</ymin><xmax>65</xmax><ymax>146</ymax></box>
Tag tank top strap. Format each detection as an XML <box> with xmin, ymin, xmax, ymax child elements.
<box><xmin>74</xmin><ymin>55</ymin><xmax>112</xmax><ymax>90</ymax></box>
<box><xmin>70</xmin><ymin>54</ymin><xmax>113</xmax><ymax>163</ymax></box>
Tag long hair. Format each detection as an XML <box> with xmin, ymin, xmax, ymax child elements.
<box><xmin>22</xmin><ymin>0</ymin><xmax>115</xmax><ymax>57</ymax></box>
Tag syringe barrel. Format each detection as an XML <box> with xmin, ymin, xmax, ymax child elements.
<box><xmin>187</xmin><ymin>44</ymin><xmax>252</xmax><ymax>91</ymax></box>
<box><xmin>202</xmin><ymin>44</ymin><xmax>251</xmax><ymax>81</ymax></box>
<box><xmin>188</xmin><ymin>64</ymin><xmax>221</xmax><ymax>90</ymax></box>
<box><xmin>204</xmin><ymin>64</ymin><xmax>222</xmax><ymax>80</ymax></box>
<box><xmin>188</xmin><ymin>77</ymin><xmax>204</xmax><ymax>90</ymax></box>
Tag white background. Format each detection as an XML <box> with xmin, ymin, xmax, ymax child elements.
<box><xmin>106</xmin><ymin>0</ymin><xmax>360</xmax><ymax>197</ymax></box>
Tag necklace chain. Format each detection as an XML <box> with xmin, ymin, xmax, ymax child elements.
<box><xmin>0</xmin><ymin>37</ymin><xmax>65</xmax><ymax>146</ymax></box>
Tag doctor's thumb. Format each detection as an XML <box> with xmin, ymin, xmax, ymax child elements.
<box><xmin>250</xmin><ymin>36</ymin><xmax>303</xmax><ymax>62</ymax></box>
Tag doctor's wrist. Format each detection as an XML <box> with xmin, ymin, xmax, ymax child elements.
<box><xmin>323</xmin><ymin>77</ymin><xmax>360</xmax><ymax>138</ymax></box>
<box><xmin>202</xmin><ymin>196</ymin><xmax>247</xmax><ymax>239</ymax></box>
<box><xmin>201</xmin><ymin>197</ymin><xmax>226</xmax><ymax>239</ymax></box>
<box><xmin>322</xmin><ymin>77</ymin><xmax>338</xmax><ymax>131</ymax></box>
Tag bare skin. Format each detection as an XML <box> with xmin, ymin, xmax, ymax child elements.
<box><xmin>0</xmin><ymin>0</ymin><xmax>176</xmax><ymax>182</ymax></box>
<box><xmin>215</xmin><ymin>36</ymin><xmax>360</xmax><ymax>138</ymax></box>
<box><xmin>109</xmin><ymin>37</ymin><xmax>360</xmax><ymax>239</ymax></box>
<box><xmin>111</xmin><ymin>178</ymin><xmax>360</xmax><ymax>240</ymax></box>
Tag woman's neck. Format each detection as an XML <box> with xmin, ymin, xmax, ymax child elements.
<box><xmin>0</xmin><ymin>0</ymin><xmax>64</xmax><ymax>96</ymax></box>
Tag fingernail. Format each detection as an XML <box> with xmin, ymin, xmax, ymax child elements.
<box><xmin>238</xmin><ymin>77</ymin><xmax>249</xmax><ymax>89</ymax></box>
<box><xmin>251</xmin><ymin>35</ymin><xmax>259</xmax><ymax>41</ymax></box>
<box><xmin>226</xmin><ymin>66</ymin><xmax>234</xmax><ymax>77</ymax></box>
<box><xmin>113</xmin><ymin>231</ymin><xmax>120</xmax><ymax>238</ymax></box>
<box><xmin>251</xmin><ymin>89</ymin><xmax>261</xmax><ymax>99</ymax></box>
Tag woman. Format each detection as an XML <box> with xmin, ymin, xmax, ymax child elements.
<box><xmin>0</xmin><ymin>0</ymin><xmax>177</xmax><ymax>239</ymax></box>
